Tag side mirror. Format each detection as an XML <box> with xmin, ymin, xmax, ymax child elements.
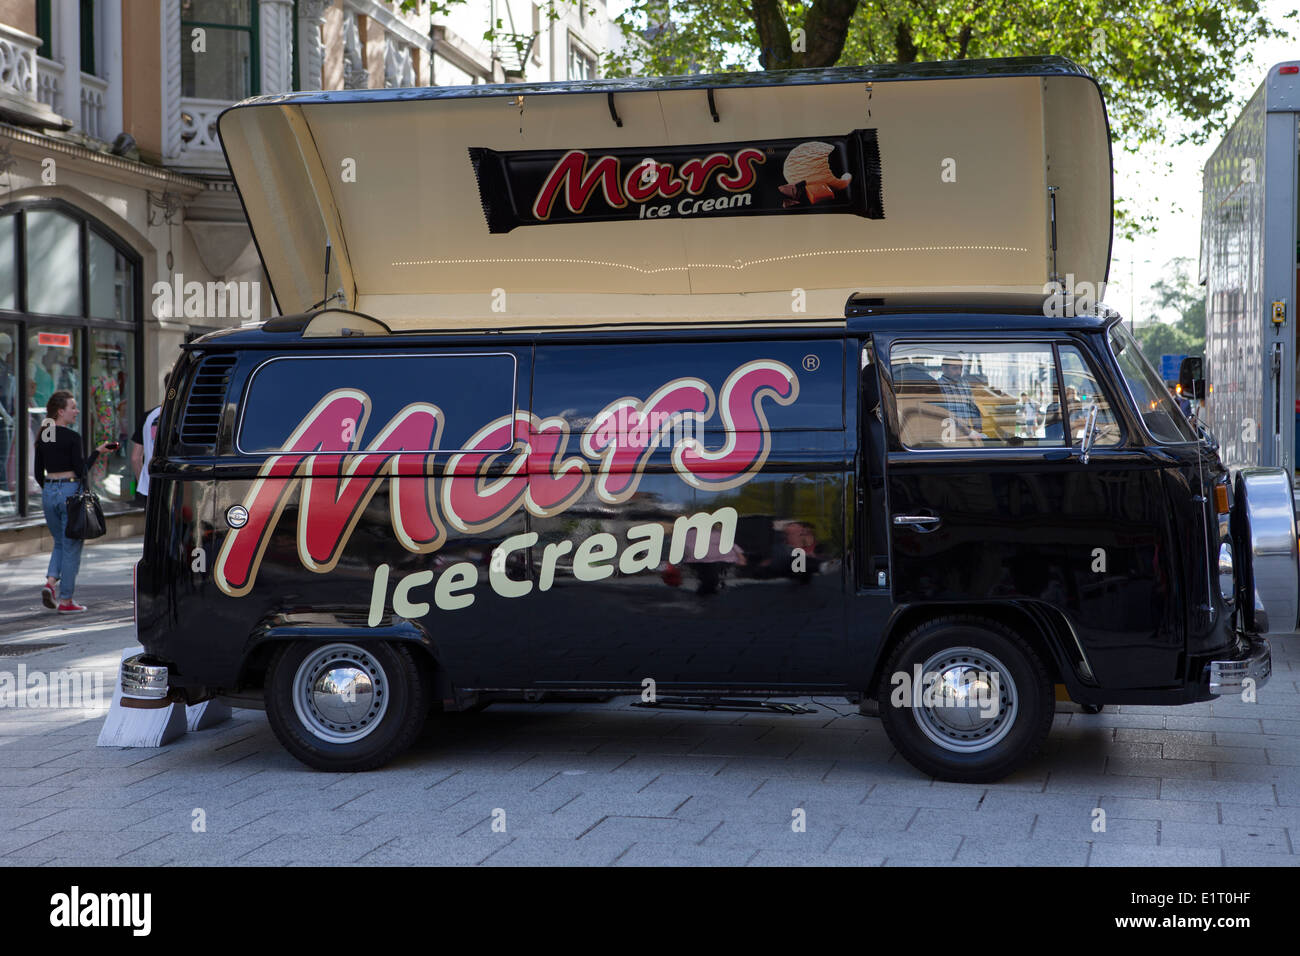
<box><xmin>1079</xmin><ymin>403</ymin><xmax>1100</xmax><ymax>465</ymax></box>
<box><xmin>1179</xmin><ymin>356</ymin><xmax>1205</xmax><ymax>400</ymax></box>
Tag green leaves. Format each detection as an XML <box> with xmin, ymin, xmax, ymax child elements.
<box><xmin>605</xmin><ymin>0</ymin><xmax>1287</xmax><ymax>235</ymax></box>
<box><xmin>1134</xmin><ymin>257</ymin><xmax>1205</xmax><ymax>359</ymax></box>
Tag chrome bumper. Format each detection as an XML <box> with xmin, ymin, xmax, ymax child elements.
<box><xmin>120</xmin><ymin>654</ymin><xmax>170</xmax><ymax>699</ymax></box>
<box><xmin>1207</xmin><ymin>636</ymin><xmax>1271</xmax><ymax>695</ymax></box>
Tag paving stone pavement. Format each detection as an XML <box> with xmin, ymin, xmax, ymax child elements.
<box><xmin>1</xmin><ymin>538</ymin><xmax>1298</xmax><ymax>866</ymax></box>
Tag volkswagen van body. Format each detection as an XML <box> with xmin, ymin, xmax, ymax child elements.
<box><xmin>129</xmin><ymin>57</ymin><xmax>1280</xmax><ymax>782</ymax></box>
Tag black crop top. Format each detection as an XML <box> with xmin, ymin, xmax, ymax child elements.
<box><xmin>33</xmin><ymin>425</ymin><xmax>99</xmax><ymax>487</ymax></box>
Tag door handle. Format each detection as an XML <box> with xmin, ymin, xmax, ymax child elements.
<box><xmin>893</xmin><ymin>514</ymin><xmax>941</xmax><ymax>525</ymax></box>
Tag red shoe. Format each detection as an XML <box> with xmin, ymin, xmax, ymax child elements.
<box><xmin>56</xmin><ymin>600</ymin><xmax>86</xmax><ymax>613</ymax></box>
<box><xmin>41</xmin><ymin>585</ymin><xmax>56</xmax><ymax>609</ymax></box>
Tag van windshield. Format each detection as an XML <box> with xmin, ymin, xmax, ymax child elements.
<box><xmin>1107</xmin><ymin>324</ymin><xmax>1197</xmax><ymax>444</ymax></box>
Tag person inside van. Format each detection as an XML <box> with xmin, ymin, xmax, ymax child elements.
<box><xmin>132</xmin><ymin>372</ymin><xmax>170</xmax><ymax>500</ymax></box>
<box><xmin>937</xmin><ymin>355</ymin><xmax>983</xmax><ymax>439</ymax></box>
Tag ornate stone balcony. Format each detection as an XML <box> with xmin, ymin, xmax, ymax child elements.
<box><xmin>80</xmin><ymin>71</ymin><xmax>107</xmax><ymax>140</ymax></box>
<box><xmin>0</xmin><ymin>23</ymin><xmax>68</xmax><ymax>129</ymax></box>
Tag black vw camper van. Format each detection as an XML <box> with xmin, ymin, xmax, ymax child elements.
<box><xmin>132</xmin><ymin>58</ymin><xmax>1279</xmax><ymax>783</ymax></box>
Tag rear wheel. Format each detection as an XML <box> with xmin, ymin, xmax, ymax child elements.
<box><xmin>265</xmin><ymin>641</ymin><xmax>430</xmax><ymax>772</ymax></box>
<box><xmin>876</xmin><ymin>616</ymin><xmax>1053</xmax><ymax>783</ymax></box>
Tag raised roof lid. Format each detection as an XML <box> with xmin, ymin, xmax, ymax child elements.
<box><xmin>217</xmin><ymin>56</ymin><xmax>1112</xmax><ymax>330</ymax></box>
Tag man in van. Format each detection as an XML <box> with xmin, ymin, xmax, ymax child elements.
<box><xmin>937</xmin><ymin>354</ymin><xmax>983</xmax><ymax>440</ymax></box>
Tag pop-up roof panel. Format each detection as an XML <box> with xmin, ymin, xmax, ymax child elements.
<box><xmin>217</xmin><ymin>56</ymin><xmax>1112</xmax><ymax>329</ymax></box>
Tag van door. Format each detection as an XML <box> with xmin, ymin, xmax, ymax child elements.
<box><xmin>526</xmin><ymin>336</ymin><xmax>849</xmax><ymax>689</ymax></box>
<box><xmin>880</xmin><ymin>335</ymin><xmax>1183</xmax><ymax>690</ymax></box>
<box><xmin>847</xmin><ymin>339</ymin><xmax>896</xmax><ymax>688</ymax></box>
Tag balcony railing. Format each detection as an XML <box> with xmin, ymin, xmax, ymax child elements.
<box><xmin>35</xmin><ymin>56</ymin><xmax>62</xmax><ymax>114</ymax></box>
<box><xmin>0</xmin><ymin>23</ymin><xmax>38</xmax><ymax>102</ymax></box>
<box><xmin>178</xmin><ymin>96</ymin><xmax>228</xmax><ymax>156</ymax></box>
<box><xmin>80</xmin><ymin>72</ymin><xmax>107</xmax><ymax>140</ymax></box>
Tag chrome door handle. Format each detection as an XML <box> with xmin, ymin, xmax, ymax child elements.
<box><xmin>893</xmin><ymin>514</ymin><xmax>940</xmax><ymax>525</ymax></box>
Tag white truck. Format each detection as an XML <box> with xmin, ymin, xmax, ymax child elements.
<box><xmin>1199</xmin><ymin>61</ymin><xmax>1300</xmax><ymax>471</ymax></box>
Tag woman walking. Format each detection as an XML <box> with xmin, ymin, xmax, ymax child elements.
<box><xmin>34</xmin><ymin>390</ymin><xmax>115</xmax><ymax>612</ymax></box>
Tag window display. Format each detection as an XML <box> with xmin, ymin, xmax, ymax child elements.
<box><xmin>88</xmin><ymin>328</ymin><xmax>136</xmax><ymax>503</ymax></box>
<box><xmin>0</xmin><ymin>322</ymin><xmax>16</xmax><ymax>518</ymax></box>
<box><xmin>26</xmin><ymin>327</ymin><xmax>81</xmax><ymax>498</ymax></box>
<box><xmin>0</xmin><ymin>202</ymin><xmax>141</xmax><ymax>524</ymax></box>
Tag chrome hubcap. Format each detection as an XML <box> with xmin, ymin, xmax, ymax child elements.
<box><xmin>912</xmin><ymin>646</ymin><xmax>1018</xmax><ymax>753</ymax></box>
<box><xmin>292</xmin><ymin>644</ymin><xmax>389</xmax><ymax>744</ymax></box>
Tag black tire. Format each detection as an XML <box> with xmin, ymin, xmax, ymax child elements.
<box><xmin>875</xmin><ymin>616</ymin><xmax>1053</xmax><ymax>783</ymax></box>
<box><xmin>265</xmin><ymin>640</ymin><xmax>430</xmax><ymax>772</ymax></box>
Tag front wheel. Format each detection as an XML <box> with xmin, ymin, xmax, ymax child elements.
<box><xmin>265</xmin><ymin>641</ymin><xmax>430</xmax><ymax>772</ymax></box>
<box><xmin>876</xmin><ymin>616</ymin><xmax>1053</xmax><ymax>783</ymax></box>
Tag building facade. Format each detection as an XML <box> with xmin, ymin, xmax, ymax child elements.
<box><xmin>0</xmin><ymin>0</ymin><xmax>614</xmax><ymax>555</ymax></box>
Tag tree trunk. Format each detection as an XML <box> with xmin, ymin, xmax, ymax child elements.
<box><xmin>895</xmin><ymin>21</ymin><xmax>917</xmax><ymax>63</ymax></box>
<box><xmin>750</xmin><ymin>0</ymin><xmax>794</xmax><ymax>69</ymax></box>
<box><xmin>800</xmin><ymin>0</ymin><xmax>860</xmax><ymax>68</ymax></box>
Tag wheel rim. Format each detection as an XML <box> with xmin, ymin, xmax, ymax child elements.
<box><xmin>911</xmin><ymin>646</ymin><xmax>1018</xmax><ymax>754</ymax></box>
<box><xmin>291</xmin><ymin>643</ymin><xmax>389</xmax><ymax>745</ymax></box>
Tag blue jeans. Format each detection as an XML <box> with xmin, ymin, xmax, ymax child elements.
<box><xmin>42</xmin><ymin>480</ymin><xmax>83</xmax><ymax>600</ymax></box>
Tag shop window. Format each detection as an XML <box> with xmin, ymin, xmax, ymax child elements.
<box><xmin>26</xmin><ymin>327</ymin><xmax>82</xmax><ymax>500</ymax></box>
<box><xmin>88</xmin><ymin>328</ymin><xmax>135</xmax><ymax>502</ymax></box>
<box><xmin>0</xmin><ymin>216</ymin><xmax>14</xmax><ymax>311</ymax></box>
<box><xmin>0</xmin><ymin>201</ymin><xmax>141</xmax><ymax>522</ymax></box>
<box><xmin>181</xmin><ymin>0</ymin><xmax>259</xmax><ymax>99</ymax></box>
<box><xmin>89</xmin><ymin>230</ymin><xmax>132</xmax><ymax>320</ymax></box>
<box><xmin>26</xmin><ymin>210</ymin><xmax>83</xmax><ymax>317</ymax></box>
<box><xmin>0</xmin><ymin>321</ymin><xmax>16</xmax><ymax>518</ymax></box>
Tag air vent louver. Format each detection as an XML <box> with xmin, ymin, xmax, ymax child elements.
<box><xmin>178</xmin><ymin>355</ymin><xmax>237</xmax><ymax>448</ymax></box>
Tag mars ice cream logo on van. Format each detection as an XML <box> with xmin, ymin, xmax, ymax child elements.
<box><xmin>213</xmin><ymin>360</ymin><xmax>799</xmax><ymax>601</ymax></box>
<box><xmin>468</xmin><ymin>130</ymin><xmax>884</xmax><ymax>232</ymax></box>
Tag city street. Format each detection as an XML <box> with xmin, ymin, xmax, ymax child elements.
<box><xmin>0</xmin><ymin>537</ymin><xmax>1297</xmax><ymax>867</ymax></box>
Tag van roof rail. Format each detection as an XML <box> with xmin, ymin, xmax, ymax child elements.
<box><xmin>845</xmin><ymin>292</ymin><xmax>1060</xmax><ymax>316</ymax></box>
<box><xmin>262</xmin><ymin>309</ymin><xmax>393</xmax><ymax>337</ymax></box>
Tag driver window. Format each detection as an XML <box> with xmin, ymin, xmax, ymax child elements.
<box><xmin>1058</xmin><ymin>346</ymin><xmax>1121</xmax><ymax>446</ymax></box>
<box><xmin>890</xmin><ymin>342</ymin><xmax>1060</xmax><ymax>449</ymax></box>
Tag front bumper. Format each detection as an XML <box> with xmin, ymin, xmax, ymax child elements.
<box><xmin>120</xmin><ymin>654</ymin><xmax>170</xmax><ymax>699</ymax></box>
<box><xmin>1206</xmin><ymin>635</ymin><xmax>1271</xmax><ymax>696</ymax></box>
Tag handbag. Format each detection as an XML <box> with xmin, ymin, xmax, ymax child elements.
<box><xmin>65</xmin><ymin>484</ymin><xmax>106</xmax><ymax>540</ymax></box>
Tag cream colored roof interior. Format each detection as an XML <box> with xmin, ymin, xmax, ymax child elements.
<box><xmin>218</xmin><ymin>65</ymin><xmax>1112</xmax><ymax>330</ymax></box>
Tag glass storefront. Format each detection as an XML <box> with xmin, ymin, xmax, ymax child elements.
<box><xmin>0</xmin><ymin>201</ymin><xmax>142</xmax><ymax>525</ymax></box>
<box><xmin>87</xmin><ymin>328</ymin><xmax>136</xmax><ymax>503</ymax></box>
<box><xmin>0</xmin><ymin>320</ymin><xmax>16</xmax><ymax>519</ymax></box>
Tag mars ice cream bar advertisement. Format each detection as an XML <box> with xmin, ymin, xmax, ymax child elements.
<box><xmin>468</xmin><ymin>129</ymin><xmax>884</xmax><ymax>232</ymax></box>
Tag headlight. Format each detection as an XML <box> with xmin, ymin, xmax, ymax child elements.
<box><xmin>1218</xmin><ymin>542</ymin><xmax>1234</xmax><ymax>602</ymax></box>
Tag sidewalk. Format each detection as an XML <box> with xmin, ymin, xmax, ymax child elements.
<box><xmin>0</xmin><ymin>536</ymin><xmax>139</xmax><ymax>639</ymax></box>
<box><xmin>0</xmin><ymin>536</ymin><xmax>1297</xmax><ymax>866</ymax></box>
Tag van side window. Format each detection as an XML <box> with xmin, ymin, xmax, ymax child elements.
<box><xmin>1058</xmin><ymin>345</ymin><xmax>1121</xmax><ymax>446</ymax></box>
<box><xmin>533</xmin><ymin>341</ymin><xmax>843</xmax><ymax>432</ymax></box>
<box><xmin>235</xmin><ymin>353</ymin><xmax>517</xmax><ymax>454</ymax></box>
<box><xmin>890</xmin><ymin>342</ymin><xmax>1060</xmax><ymax>449</ymax></box>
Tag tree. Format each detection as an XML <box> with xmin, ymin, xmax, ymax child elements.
<box><xmin>603</xmin><ymin>1</ymin><xmax>1291</xmax><ymax>235</ymax></box>
<box><xmin>1132</xmin><ymin>256</ymin><xmax>1204</xmax><ymax>369</ymax></box>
